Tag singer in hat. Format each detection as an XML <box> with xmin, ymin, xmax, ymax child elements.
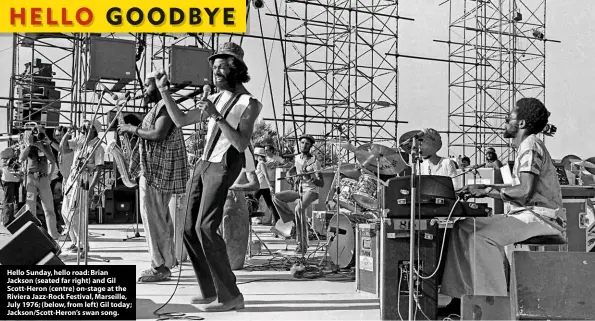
<box><xmin>159</xmin><ymin>41</ymin><xmax>262</xmax><ymax>312</ymax></box>
<box><xmin>118</xmin><ymin>75</ymin><xmax>189</xmax><ymax>282</ymax></box>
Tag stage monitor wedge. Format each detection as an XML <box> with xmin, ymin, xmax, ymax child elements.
<box><xmin>169</xmin><ymin>45</ymin><xmax>213</xmax><ymax>87</ymax></box>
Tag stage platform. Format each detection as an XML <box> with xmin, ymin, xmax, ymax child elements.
<box><xmin>0</xmin><ymin>223</ymin><xmax>389</xmax><ymax>320</ymax></box>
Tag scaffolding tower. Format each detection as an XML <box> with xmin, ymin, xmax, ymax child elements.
<box><xmin>444</xmin><ymin>0</ymin><xmax>558</xmax><ymax>163</ymax></box>
<box><xmin>273</xmin><ymin>0</ymin><xmax>410</xmax><ymax>161</ymax></box>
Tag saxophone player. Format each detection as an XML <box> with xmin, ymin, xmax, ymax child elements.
<box><xmin>117</xmin><ymin>75</ymin><xmax>189</xmax><ymax>283</ymax></box>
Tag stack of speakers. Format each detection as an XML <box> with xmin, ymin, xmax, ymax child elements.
<box><xmin>14</xmin><ymin>59</ymin><xmax>61</xmax><ymax>129</ymax></box>
<box><xmin>0</xmin><ymin>207</ymin><xmax>64</xmax><ymax>265</ymax></box>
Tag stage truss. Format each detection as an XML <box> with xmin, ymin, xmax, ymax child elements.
<box><xmin>268</xmin><ymin>0</ymin><xmax>410</xmax><ymax>162</ymax></box>
<box><xmin>444</xmin><ymin>0</ymin><xmax>558</xmax><ymax>163</ymax></box>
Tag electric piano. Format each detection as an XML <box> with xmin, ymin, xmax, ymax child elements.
<box><xmin>383</xmin><ymin>175</ymin><xmax>492</xmax><ymax>219</ymax></box>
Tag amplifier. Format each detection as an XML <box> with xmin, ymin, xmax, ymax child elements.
<box><xmin>379</xmin><ymin>218</ymin><xmax>440</xmax><ymax>320</ymax></box>
<box><xmin>355</xmin><ymin>222</ymin><xmax>380</xmax><ymax>296</ymax></box>
<box><xmin>563</xmin><ymin>198</ymin><xmax>595</xmax><ymax>252</ymax></box>
<box><xmin>511</xmin><ymin>251</ymin><xmax>595</xmax><ymax>320</ymax></box>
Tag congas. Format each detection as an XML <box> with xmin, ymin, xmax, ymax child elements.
<box><xmin>326</xmin><ymin>213</ymin><xmax>375</xmax><ymax>268</ymax></box>
<box><xmin>220</xmin><ymin>190</ymin><xmax>250</xmax><ymax>270</ymax></box>
<box><xmin>337</xmin><ymin>178</ymin><xmax>358</xmax><ymax>211</ymax></box>
<box><xmin>352</xmin><ymin>174</ymin><xmax>378</xmax><ymax>210</ymax></box>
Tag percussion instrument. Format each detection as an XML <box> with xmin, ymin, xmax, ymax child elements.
<box><xmin>327</xmin><ymin>212</ymin><xmax>376</xmax><ymax>268</ymax></box>
<box><xmin>352</xmin><ymin>173</ymin><xmax>379</xmax><ymax>210</ymax></box>
<box><xmin>338</xmin><ymin>177</ymin><xmax>358</xmax><ymax>211</ymax></box>
<box><xmin>220</xmin><ymin>190</ymin><xmax>250</xmax><ymax>270</ymax></box>
<box><xmin>355</xmin><ymin>144</ymin><xmax>408</xmax><ymax>176</ymax></box>
<box><xmin>561</xmin><ymin>155</ymin><xmax>582</xmax><ymax>172</ymax></box>
<box><xmin>572</xmin><ymin>160</ymin><xmax>595</xmax><ymax>169</ymax></box>
<box><xmin>586</xmin><ymin>157</ymin><xmax>595</xmax><ymax>176</ymax></box>
<box><xmin>399</xmin><ymin>129</ymin><xmax>443</xmax><ymax>156</ymax></box>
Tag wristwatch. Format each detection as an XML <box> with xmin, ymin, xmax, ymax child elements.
<box><xmin>213</xmin><ymin>114</ymin><xmax>224</xmax><ymax>122</ymax></box>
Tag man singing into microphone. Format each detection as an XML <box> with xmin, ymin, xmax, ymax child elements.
<box><xmin>118</xmin><ymin>76</ymin><xmax>189</xmax><ymax>282</ymax></box>
<box><xmin>159</xmin><ymin>42</ymin><xmax>262</xmax><ymax>311</ymax></box>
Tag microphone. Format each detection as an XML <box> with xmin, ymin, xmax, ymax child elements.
<box><xmin>96</xmin><ymin>83</ymin><xmax>132</xmax><ymax>101</ymax></box>
<box><xmin>470</xmin><ymin>163</ymin><xmax>486</xmax><ymax>170</ymax></box>
<box><xmin>112</xmin><ymin>92</ymin><xmax>132</xmax><ymax>101</ymax></box>
<box><xmin>399</xmin><ymin>130</ymin><xmax>425</xmax><ymax>147</ymax></box>
<box><xmin>202</xmin><ymin>85</ymin><xmax>211</xmax><ymax>100</ymax></box>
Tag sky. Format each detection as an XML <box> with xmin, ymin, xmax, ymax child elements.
<box><xmin>0</xmin><ymin>1</ymin><xmax>593</xmax><ymax>161</ymax></box>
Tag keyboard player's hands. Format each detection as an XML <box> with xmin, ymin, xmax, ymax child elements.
<box><xmin>457</xmin><ymin>184</ymin><xmax>489</xmax><ymax>200</ymax></box>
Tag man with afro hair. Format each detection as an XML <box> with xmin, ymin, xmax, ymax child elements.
<box><xmin>438</xmin><ymin>98</ymin><xmax>564</xmax><ymax>316</ymax></box>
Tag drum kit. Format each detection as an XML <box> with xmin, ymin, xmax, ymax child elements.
<box><xmin>561</xmin><ymin>154</ymin><xmax>595</xmax><ymax>185</ymax></box>
<box><xmin>316</xmin><ymin>138</ymin><xmax>416</xmax><ymax>269</ymax></box>
<box><xmin>274</xmin><ymin>130</ymin><xmax>440</xmax><ymax>270</ymax></box>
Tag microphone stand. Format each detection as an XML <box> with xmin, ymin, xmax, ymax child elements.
<box><xmin>408</xmin><ymin>137</ymin><xmax>422</xmax><ymax>321</ymax></box>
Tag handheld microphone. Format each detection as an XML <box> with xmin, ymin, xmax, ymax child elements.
<box><xmin>202</xmin><ymin>85</ymin><xmax>211</xmax><ymax>100</ymax></box>
<box><xmin>112</xmin><ymin>92</ymin><xmax>132</xmax><ymax>101</ymax></box>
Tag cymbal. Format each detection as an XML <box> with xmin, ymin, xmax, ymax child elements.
<box><xmin>586</xmin><ymin>157</ymin><xmax>595</xmax><ymax>175</ymax></box>
<box><xmin>355</xmin><ymin>143</ymin><xmax>408</xmax><ymax>175</ymax></box>
<box><xmin>398</xmin><ymin>129</ymin><xmax>443</xmax><ymax>156</ymax></box>
<box><xmin>561</xmin><ymin>154</ymin><xmax>582</xmax><ymax>172</ymax></box>
<box><xmin>572</xmin><ymin>160</ymin><xmax>595</xmax><ymax>169</ymax></box>
<box><xmin>321</xmin><ymin>163</ymin><xmax>361</xmax><ymax>179</ymax></box>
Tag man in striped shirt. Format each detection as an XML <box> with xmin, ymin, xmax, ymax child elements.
<box><xmin>439</xmin><ymin>98</ymin><xmax>564</xmax><ymax>316</ymax></box>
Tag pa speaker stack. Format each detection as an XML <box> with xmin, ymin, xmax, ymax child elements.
<box><xmin>0</xmin><ymin>208</ymin><xmax>64</xmax><ymax>265</ymax></box>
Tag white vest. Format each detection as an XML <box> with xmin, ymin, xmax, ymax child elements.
<box><xmin>202</xmin><ymin>92</ymin><xmax>255</xmax><ymax>163</ymax></box>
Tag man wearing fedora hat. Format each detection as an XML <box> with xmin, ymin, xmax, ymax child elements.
<box><xmin>272</xmin><ymin>134</ymin><xmax>324</xmax><ymax>254</ymax></box>
<box><xmin>159</xmin><ymin>41</ymin><xmax>262</xmax><ymax>311</ymax></box>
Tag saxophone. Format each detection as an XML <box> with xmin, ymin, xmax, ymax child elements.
<box><xmin>107</xmin><ymin>101</ymin><xmax>138</xmax><ymax>188</ymax></box>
